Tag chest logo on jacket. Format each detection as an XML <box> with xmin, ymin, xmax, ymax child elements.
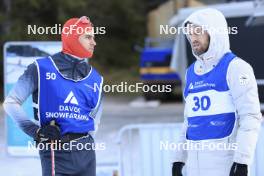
<box><xmin>64</xmin><ymin>91</ymin><xmax>79</xmax><ymax>105</ymax></box>
<box><xmin>45</xmin><ymin>90</ymin><xmax>89</xmax><ymax>121</ymax></box>
<box><xmin>188</xmin><ymin>81</ymin><xmax>216</xmax><ymax>91</ymax></box>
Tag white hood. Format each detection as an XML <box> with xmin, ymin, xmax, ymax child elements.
<box><xmin>183</xmin><ymin>8</ymin><xmax>231</xmax><ymax>72</ymax></box>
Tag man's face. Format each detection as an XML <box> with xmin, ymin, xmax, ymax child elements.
<box><xmin>186</xmin><ymin>23</ymin><xmax>210</xmax><ymax>56</ymax></box>
<box><xmin>78</xmin><ymin>32</ymin><xmax>96</xmax><ymax>54</ymax></box>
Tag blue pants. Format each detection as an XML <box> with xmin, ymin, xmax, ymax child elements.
<box><xmin>39</xmin><ymin>135</ymin><xmax>96</xmax><ymax>176</ymax></box>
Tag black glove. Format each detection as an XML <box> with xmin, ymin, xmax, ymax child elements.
<box><xmin>229</xmin><ymin>162</ymin><xmax>248</xmax><ymax>176</ymax></box>
<box><xmin>35</xmin><ymin>123</ymin><xmax>61</xmax><ymax>142</ymax></box>
<box><xmin>172</xmin><ymin>162</ymin><xmax>184</xmax><ymax>176</ymax></box>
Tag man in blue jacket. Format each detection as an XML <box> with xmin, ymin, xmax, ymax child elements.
<box><xmin>4</xmin><ymin>16</ymin><xmax>103</xmax><ymax>176</ymax></box>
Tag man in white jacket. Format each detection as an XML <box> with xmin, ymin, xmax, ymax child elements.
<box><xmin>172</xmin><ymin>8</ymin><xmax>262</xmax><ymax>176</ymax></box>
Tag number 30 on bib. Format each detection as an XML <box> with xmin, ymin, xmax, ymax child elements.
<box><xmin>192</xmin><ymin>96</ymin><xmax>211</xmax><ymax>111</ymax></box>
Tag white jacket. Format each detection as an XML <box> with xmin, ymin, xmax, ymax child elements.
<box><xmin>174</xmin><ymin>8</ymin><xmax>262</xmax><ymax>168</ymax></box>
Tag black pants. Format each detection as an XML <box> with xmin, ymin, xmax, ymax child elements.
<box><xmin>39</xmin><ymin>135</ymin><xmax>96</xmax><ymax>176</ymax></box>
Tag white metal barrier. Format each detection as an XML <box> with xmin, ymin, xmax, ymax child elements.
<box><xmin>116</xmin><ymin>123</ymin><xmax>264</xmax><ymax>176</ymax></box>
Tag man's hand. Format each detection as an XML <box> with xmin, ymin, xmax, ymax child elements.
<box><xmin>229</xmin><ymin>162</ymin><xmax>248</xmax><ymax>176</ymax></box>
<box><xmin>172</xmin><ymin>162</ymin><xmax>184</xmax><ymax>176</ymax></box>
<box><xmin>35</xmin><ymin>123</ymin><xmax>61</xmax><ymax>142</ymax></box>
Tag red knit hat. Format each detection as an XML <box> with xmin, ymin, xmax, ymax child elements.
<box><xmin>61</xmin><ymin>16</ymin><xmax>94</xmax><ymax>58</ymax></box>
